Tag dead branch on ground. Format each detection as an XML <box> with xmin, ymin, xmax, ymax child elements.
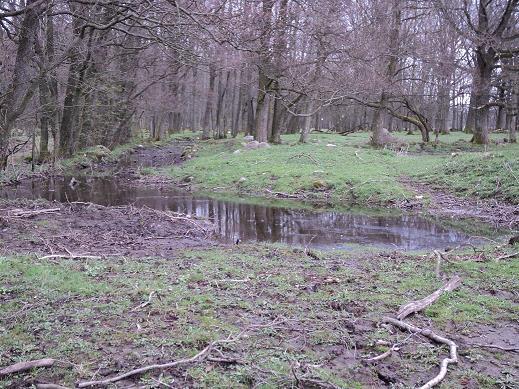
<box><xmin>287</xmin><ymin>153</ymin><xmax>319</xmax><ymax>164</ymax></box>
<box><xmin>35</xmin><ymin>384</ymin><xmax>71</xmax><ymax>389</ymax></box>
<box><xmin>0</xmin><ymin>358</ymin><xmax>55</xmax><ymax>377</ymax></box>
<box><xmin>3</xmin><ymin>208</ymin><xmax>61</xmax><ymax>219</ymax></box>
<box><xmin>469</xmin><ymin>343</ymin><xmax>519</xmax><ymax>352</ymax></box>
<box><xmin>495</xmin><ymin>251</ymin><xmax>519</xmax><ymax>261</ymax></box>
<box><xmin>383</xmin><ymin>317</ymin><xmax>458</xmax><ymax>389</ymax></box>
<box><xmin>397</xmin><ymin>276</ymin><xmax>461</xmax><ymax>320</ymax></box>
<box><xmin>77</xmin><ymin>327</ymin><xmax>255</xmax><ymax>388</ymax></box>
<box><xmin>38</xmin><ymin>254</ymin><xmax>102</xmax><ymax>261</ymax></box>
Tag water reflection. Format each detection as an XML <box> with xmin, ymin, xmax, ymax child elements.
<box><xmin>0</xmin><ymin>177</ymin><xmax>474</xmax><ymax>250</ymax></box>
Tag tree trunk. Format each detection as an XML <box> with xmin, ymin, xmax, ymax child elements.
<box><xmin>0</xmin><ymin>0</ymin><xmax>41</xmax><ymax>169</ymax></box>
<box><xmin>254</xmin><ymin>71</ymin><xmax>270</xmax><ymax>142</ymax></box>
<box><xmin>270</xmin><ymin>80</ymin><xmax>283</xmax><ymax>144</ymax></box>
<box><xmin>370</xmin><ymin>0</ymin><xmax>401</xmax><ymax>147</ymax></box>
<box><xmin>299</xmin><ymin>97</ymin><xmax>315</xmax><ymax>143</ymax></box>
<box><xmin>202</xmin><ymin>65</ymin><xmax>216</xmax><ymax>139</ymax></box>
<box><xmin>471</xmin><ymin>49</ymin><xmax>494</xmax><ymax>145</ymax></box>
<box><xmin>464</xmin><ymin>89</ymin><xmax>476</xmax><ymax>133</ymax></box>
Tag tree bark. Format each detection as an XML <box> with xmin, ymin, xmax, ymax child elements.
<box><xmin>370</xmin><ymin>0</ymin><xmax>401</xmax><ymax>147</ymax></box>
<box><xmin>0</xmin><ymin>0</ymin><xmax>41</xmax><ymax>169</ymax></box>
<box><xmin>202</xmin><ymin>65</ymin><xmax>216</xmax><ymax>139</ymax></box>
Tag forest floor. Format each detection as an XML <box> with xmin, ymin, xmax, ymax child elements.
<box><xmin>1</xmin><ymin>131</ymin><xmax>519</xmax><ymax>388</ymax></box>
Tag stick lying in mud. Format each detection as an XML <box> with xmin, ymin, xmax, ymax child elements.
<box><xmin>397</xmin><ymin>275</ymin><xmax>461</xmax><ymax>320</ymax></box>
<box><xmin>383</xmin><ymin>317</ymin><xmax>458</xmax><ymax>389</ymax></box>
<box><xmin>35</xmin><ymin>384</ymin><xmax>71</xmax><ymax>389</ymax></box>
<box><xmin>0</xmin><ymin>358</ymin><xmax>55</xmax><ymax>376</ymax></box>
<box><xmin>4</xmin><ymin>208</ymin><xmax>61</xmax><ymax>219</ymax></box>
<box><xmin>77</xmin><ymin>331</ymin><xmax>247</xmax><ymax>388</ymax></box>
<box><xmin>38</xmin><ymin>254</ymin><xmax>102</xmax><ymax>261</ymax></box>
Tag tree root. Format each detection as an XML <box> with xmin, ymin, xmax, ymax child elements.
<box><xmin>383</xmin><ymin>317</ymin><xmax>458</xmax><ymax>389</ymax></box>
<box><xmin>0</xmin><ymin>358</ymin><xmax>55</xmax><ymax>376</ymax></box>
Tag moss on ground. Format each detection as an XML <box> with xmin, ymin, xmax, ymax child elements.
<box><xmin>1</xmin><ymin>245</ymin><xmax>517</xmax><ymax>388</ymax></box>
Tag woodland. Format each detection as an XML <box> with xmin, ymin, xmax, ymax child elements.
<box><xmin>0</xmin><ymin>1</ymin><xmax>519</xmax><ymax>389</ymax></box>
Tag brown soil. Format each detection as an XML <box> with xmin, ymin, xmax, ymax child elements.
<box><xmin>400</xmin><ymin>178</ymin><xmax>519</xmax><ymax>230</ymax></box>
<box><xmin>0</xmin><ymin>199</ymin><xmax>216</xmax><ymax>258</ymax></box>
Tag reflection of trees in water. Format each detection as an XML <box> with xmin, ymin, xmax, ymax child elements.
<box><xmin>2</xmin><ymin>179</ymin><xmax>469</xmax><ymax>250</ymax></box>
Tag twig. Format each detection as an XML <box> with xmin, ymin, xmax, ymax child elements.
<box><xmin>363</xmin><ymin>345</ymin><xmax>399</xmax><ymax>362</ymax></box>
<box><xmin>397</xmin><ymin>276</ymin><xmax>461</xmax><ymax>320</ymax></box>
<box><xmin>469</xmin><ymin>343</ymin><xmax>519</xmax><ymax>352</ymax></box>
<box><xmin>131</xmin><ymin>291</ymin><xmax>156</xmax><ymax>311</ymax></box>
<box><xmin>35</xmin><ymin>384</ymin><xmax>72</xmax><ymax>389</ymax></box>
<box><xmin>383</xmin><ymin>317</ymin><xmax>458</xmax><ymax>389</ymax></box>
<box><xmin>287</xmin><ymin>153</ymin><xmax>319</xmax><ymax>164</ymax></box>
<box><xmin>4</xmin><ymin>208</ymin><xmax>61</xmax><ymax>218</ymax></box>
<box><xmin>264</xmin><ymin>188</ymin><xmax>300</xmax><ymax>199</ymax></box>
<box><xmin>0</xmin><ymin>358</ymin><xmax>55</xmax><ymax>376</ymax></box>
<box><xmin>77</xmin><ymin>331</ymin><xmax>246</xmax><ymax>388</ymax></box>
<box><xmin>495</xmin><ymin>251</ymin><xmax>519</xmax><ymax>261</ymax></box>
<box><xmin>38</xmin><ymin>254</ymin><xmax>102</xmax><ymax>260</ymax></box>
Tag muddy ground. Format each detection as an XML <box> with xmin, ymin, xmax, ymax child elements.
<box><xmin>0</xmin><ymin>237</ymin><xmax>518</xmax><ymax>388</ymax></box>
<box><xmin>0</xmin><ymin>199</ymin><xmax>215</xmax><ymax>258</ymax></box>
<box><xmin>1</xmin><ymin>139</ymin><xmax>518</xmax><ymax>388</ymax></box>
<box><xmin>401</xmin><ymin>179</ymin><xmax>519</xmax><ymax>231</ymax></box>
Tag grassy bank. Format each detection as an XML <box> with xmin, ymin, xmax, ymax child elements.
<box><xmin>160</xmin><ymin>132</ymin><xmax>519</xmax><ymax>206</ymax></box>
<box><xmin>1</xmin><ymin>245</ymin><xmax>518</xmax><ymax>388</ymax></box>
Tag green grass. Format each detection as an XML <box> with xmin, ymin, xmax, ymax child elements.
<box><xmin>161</xmin><ymin>131</ymin><xmax>519</xmax><ymax>206</ymax></box>
<box><xmin>1</xmin><ymin>245</ymin><xmax>517</xmax><ymax>387</ymax></box>
<box><xmin>417</xmin><ymin>148</ymin><xmax>519</xmax><ymax>204</ymax></box>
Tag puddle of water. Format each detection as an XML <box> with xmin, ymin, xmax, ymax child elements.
<box><xmin>1</xmin><ymin>177</ymin><xmax>479</xmax><ymax>250</ymax></box>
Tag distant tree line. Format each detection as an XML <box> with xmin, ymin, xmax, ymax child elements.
<box><xmin>0</xmin><ymin>0</ymin><xmax>518</xmax><ymax>168</ymax></box>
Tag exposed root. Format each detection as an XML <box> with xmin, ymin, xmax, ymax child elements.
<box><xmin>383</xmin><ymin>317</ymin><xmax>458</xmax><ymax>389</ymax></box>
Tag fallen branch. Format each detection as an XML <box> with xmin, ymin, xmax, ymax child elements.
<box><xmin>364</xmin><ymin>345</ymin><xmax>399</xmax><ymax>362</ymax></box>
<box><xmin>38</xmin><ymin>254</ymin><xmax>102</xmax><ymax>261</ymax></box>
<box><xmin>397</xmin><ymin>276</ymin><xmax>461</xmax><ymax>320</ymax></box>
<box><xmin>131</xmin><ymin>291</ymin><xmax>156</xmax><ymax>311</ymax></box>
<box><xmin>469</xmin><ymin>343</ymin><xmax>519</xmax><ymax>352</ymax></box>
<box><xmin>35</xmin><ymin>384</ymin><xmax>71</xmax><ymax>389</ymax></box>
<box><xmin>383</xmin><ymin>317</ymin><xmax>458</xmax><ymax>389</ymax></box>
<box><xmin>0</xmin><ymin>358</ymin><xmax>55</xmax><ymax>376</ymax></box>
<box><xmin>77</xmin><ymin>331</ymin><xmax>246</xmax><ymax>388</ymax></box>
<box><xmin>264</xmin><ymin>188</ymin><xmax>300</xmax><ymax>199</ymax></box>
<box><xmin>495</xmin><ymin>251</ymin><xmax>519</xmax><ymax>261</ymax></box>
<box><xmin>287</xmin><ymin>153</ymin><xmax>319</xmax><ymax>164</ymax></box>
<box><xmin>4</xmin><ymin>208</ymin><xmax>61</xmax><ymax>219</ymax></box>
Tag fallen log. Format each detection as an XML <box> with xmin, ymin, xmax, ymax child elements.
<box><xmin>383</xmin><ymin>317</ymin><xmax>458</xmax><ymax>389</ymax></box>
<box><xmin>397</xmin><ymin>276</ymin><xmax>461</xmax><ymax>320</ymax></box>
<box><xmin>0</xmin><ymin>358</ymin><xmax>55</xmax><ymax>377</ymax></box>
